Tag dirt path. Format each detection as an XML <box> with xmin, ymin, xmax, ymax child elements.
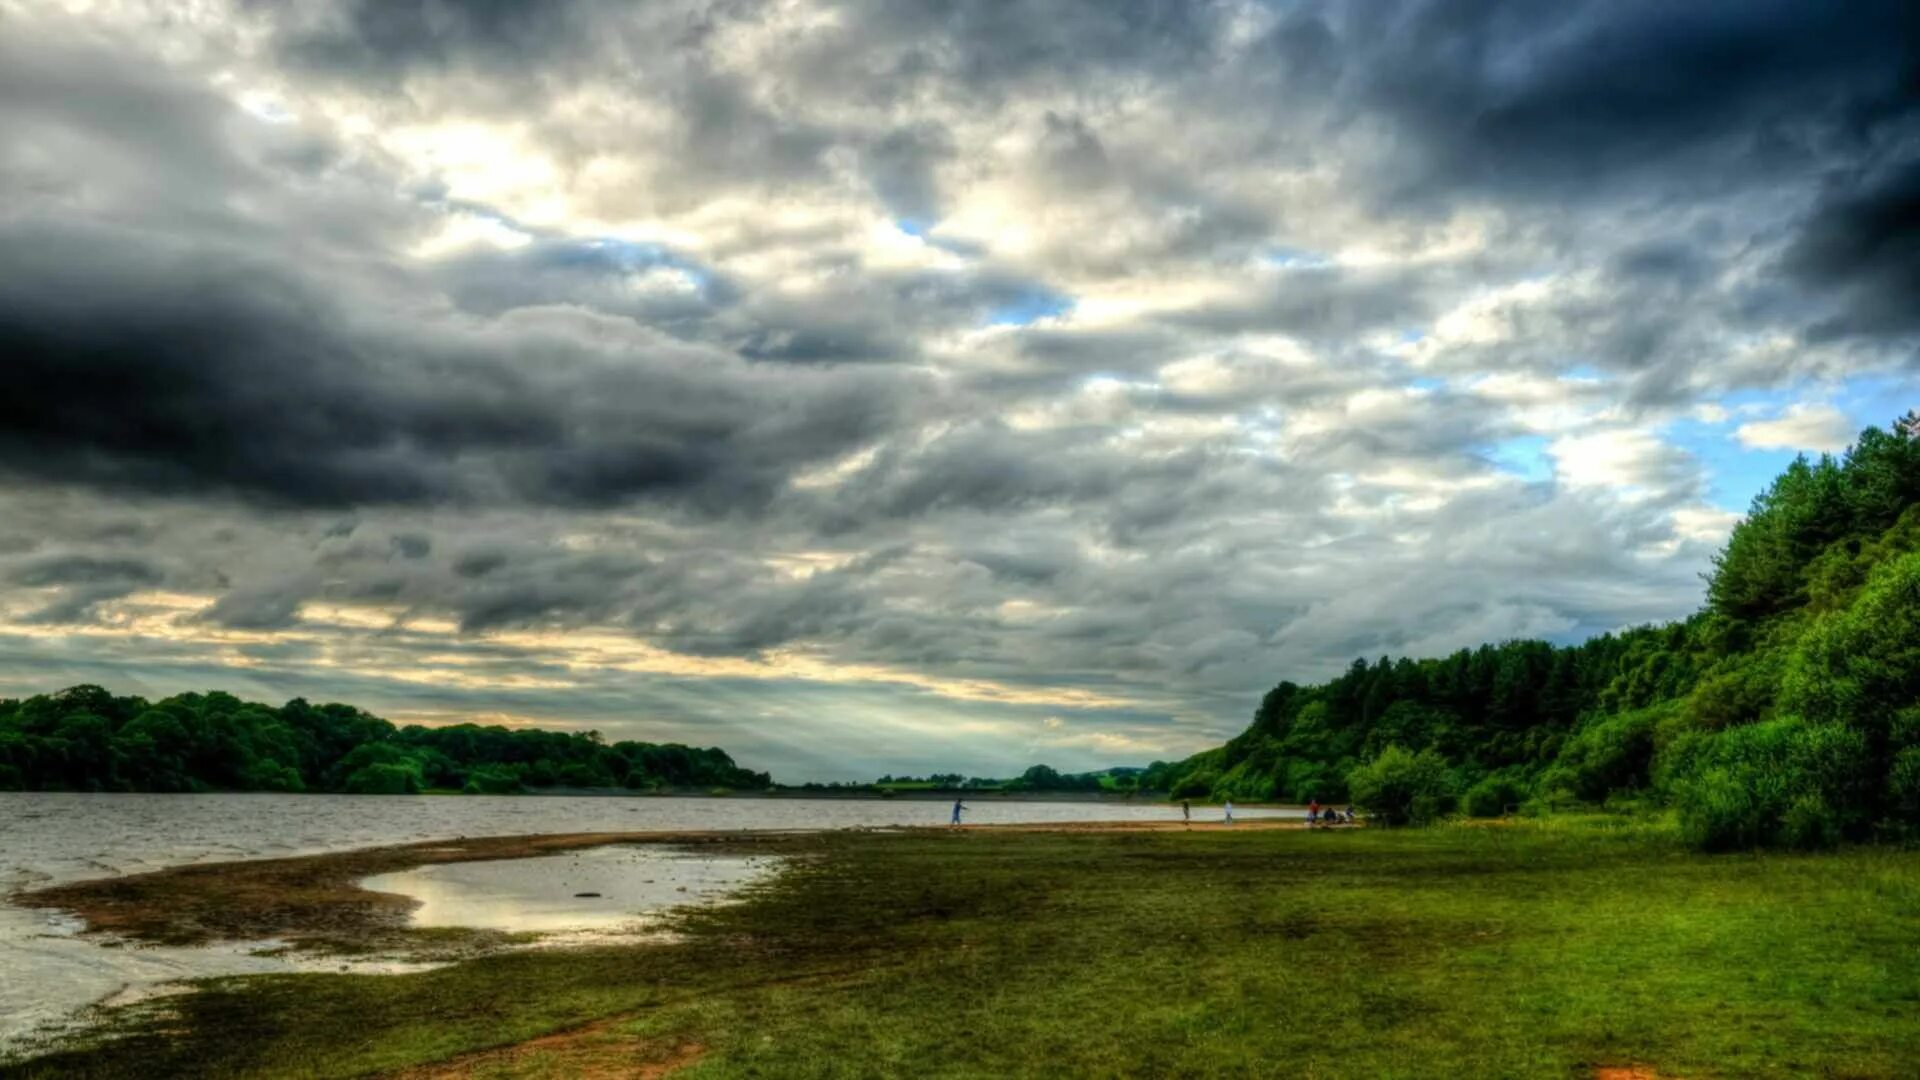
<box><xmin>389</xmin><ymin>1017</ymin><xmax>704</xmax><ymax>1080</ymax></box>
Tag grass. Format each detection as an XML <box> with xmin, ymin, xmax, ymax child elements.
<box><xmin>7</xmin><ymin>818</ymin><xmax>1920</xmax><ymax>1078</ymax></box>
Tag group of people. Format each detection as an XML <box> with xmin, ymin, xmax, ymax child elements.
<box><xmin>947</xmin><ymin>796</ymin><xmax>1356</xmax><ymax>827</ymax></box>
<box><xmin>1306</xmin><ymin>799</ymin><xmax>1356</xmax><ymax>826</ymax></box>
<box><xmin>1175</xmin><ymin>797</ymin><xmax>1355</xmax><ymax>826</ymax></box>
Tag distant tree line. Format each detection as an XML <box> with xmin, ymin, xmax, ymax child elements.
<box><xmin>0</xmin><ymin>688</ymin><xmax>771</xmax><ymax>795</ymax></box>
<box><xmin>808</xmin><ymin>765</ymin><xmax>1147</xmax><ymax>794</ymax></box>
<box><xmin>1156</xmin><ymin>418</ymin><xmax>1920</xmax><ymax>849</ymax></box>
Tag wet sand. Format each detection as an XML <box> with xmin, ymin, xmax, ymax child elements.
<box><xmin>362</xmin><ymin>845</ymin><xmax>777</xmax><ymax>933</ymax></box>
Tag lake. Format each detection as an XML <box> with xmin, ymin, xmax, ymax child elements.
<box><xmin>0</xmin><ymin>792</ymin><xmax>1299</xmax><ymax>1052</ymax></box>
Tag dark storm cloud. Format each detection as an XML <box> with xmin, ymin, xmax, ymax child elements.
<box><xmin>0</xmin><ymin>219</ymin><xmax>918</xmax><ymax>509</ymax></box>
<box><xmin>8</xmin><ymin>554</ymin><xmax>166</xmax><ymax>625</ymax></box>
<box><xmin>1334</xmin><ymin>0</ymin><xmax>1920</xmax><ymax>202</ymax></box>
<box><xmin>10</xmin><ymin>556</ymin><xmax>163</xmax><ymax>590</ymax></box>
<box><xmin>1165</xmin><ymin>263</ymin><xmax>1441</xmax><ymax>341</ymax></box>
<box><xmin>1786</xmin><ymin>158</ymin><xmax>1920</xmax><ymax>340</ymax></box>
<box><xmin>200</xmin><ymin>585</ymin><xmax>310</xmax><ymax>631</ymax></box>
<box><xmin>765</xmin><ymin>0</ymin><xmax>1225</xmax><ymax>104</ymax></box>
<box><xmin>268</xmin><ymin>0</ymin><xmax>592</xmax><ymax>78</ymax></box>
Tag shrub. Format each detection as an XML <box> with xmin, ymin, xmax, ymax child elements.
<box><xmin>238</xmin><ymin>759</ymin><xmax>304</xmax><ymax>793</ymax></box>
<box><xmin>1781</xmin><ymin>794</ymin><xmax>1842</xmax><ymax>851</ymax></box>
<box><xmin>1346</xmin><ymin>746</ymin><xmax>1454</xmax><ymax>826</ymax></box>
<box><xmin>1211</xmin><ymin>767</ymin><xmax>1276</xmax><ymax>802</ymax></box>
<box><xmin>342</xmin><ymin>762</ymin><xmax>420</xmax><ymax>795</ymax></box>
<box><xmin>1781</xmin><ymin>551</ymin><xmax>1920</xmax><ymax>741</ymax></box>
<box><xmin>1170</xmin><ymin>769</ymin><xmax>1218</xmax><ymax>800</ymax></box>
<box><xmin>462</xmin><ymin>766</ymin><xmax>522</xmax><ymax>795</ymax></box>
<box><xmin>1667</xmin><ymin>719</ymin><xmax>1867</xmax><ymax>851</ymax></box>
<box><xmin>1886</xmin><ymin>747</ymin><xmax>1920</xmax><ymax>828</ymax></box>
<box><xmin>1463</xmin><ymin>775</ymin><xmax>1525</xmax><ymax>818</ymax></box>
<box><xmin>1550</xmin><ymin>707</ymin><xmax>1661</xmax><ymax>803</ymax></box>
<box><xmin>1682</xmin><ymin>657</ymin><xmax>1780</xmax><ymax>732</ymax></box>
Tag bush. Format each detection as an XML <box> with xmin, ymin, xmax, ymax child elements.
<box><xmin>1667</xmin><ymin>719</ymin><xmax>1867</xmax><ymax>851</ymax></box>
<box><xmin>1347</xmin><ymin>746</ymin><xmax>1454</xmax><ymax>826</ymax></box>
<box><xmin>1682</xmin><ymin>657</ymin><xmax>1780</xmax><ymax>732</ymax></box>
<box><xmin>1549</xmin><ymin>707</ymin><xmax>1661</xmax><ymax>803</ymax></box>
<box><xmin>1782</xmin><ymin>550</ymin><xmax>1920</xmax><ymax>742</ymax></box>
<box><xmin>1170</xmin><ymin>769</ymin><xmax>1218</xmax><ymax>800</ymax></box>
<box><xmin>342</xmin><ymin>762</ymin><xmax>420</xmax><ymax>795</ymax></box>
<box><xmin>1211</xmin><ymin>760</ymin><xmax>1277</xmax><ymax>802</ymax></box>
<box><xmin>1886</xmin><ymin>747</ymin><xmax>1920</xmax><ymax>829</ymax></box>
<box><xmin>238</xmin><ymin>759</ymin><xmax>305</xmax><ymax>793</ymax></box>
<box><xmin>462</xmin><ymin>766</ymin><xmax>522</xmax><ymax>795</ymax></box>
<box><xmin>1463</xmin><ymin>775</ymin><xmax>1525</xmax><ymax>818</ymax></box>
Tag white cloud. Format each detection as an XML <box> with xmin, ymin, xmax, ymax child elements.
<box><xmin>1734</xmin><ymin>404</ymin><xmax>1856</xmax><ymax>453</ymax></box>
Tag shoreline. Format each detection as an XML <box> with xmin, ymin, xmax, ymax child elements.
<box><xmin>1</xmin><ymin>786</ymin><xmax>1304</xmax><ymax>807</ymax></box>
<box><xmin>12</xmin><ymin>818</ymin><xmax>1317</xmax><ymax>950</ymax></box>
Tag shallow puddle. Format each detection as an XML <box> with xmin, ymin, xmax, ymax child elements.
<box><xmin>359</xmin><ymin>846</ymin><xmax>777</xmax><ymax>933</ymax></box>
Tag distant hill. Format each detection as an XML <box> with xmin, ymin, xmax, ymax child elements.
<box><xmin>0</xmin><ymin>687</ymin><xmax>771</xmax><ymax>794</ymax></box>
<box><xmin>1148</xmin><ymin>417</ymin><xmax>1920</xmax><ymax>850</ymax></box>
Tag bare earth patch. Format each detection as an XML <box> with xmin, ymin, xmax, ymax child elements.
<box><xmin>390</xmin><ymin>1017</ymin><xmax>703</xmax><ymax>1080</ymax></box>
<box><xmin>1595</xmin><ymin>1067</ymin><xmax>1672</xmax><ymax>1079</ymax></box>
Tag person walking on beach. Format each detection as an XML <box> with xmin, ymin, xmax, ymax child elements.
<box><xmin>1182</xmin><ymin>799</ymin><xmax>1191</xmax><ymax>825</ymax></box>
<box><xmin>951</xmin><ymin>797</ymin><xmax>966</xmax><ymax>826</ymax></box>
<box><xmin>1223</xmin><ymin>800</ymin><xmax>1234</xmax><ymax>825</ymax></box>
<box><xmin>1307</xmin><ymin>798</ymin><xmax>1321</xmax><ymax>826</ymax></box>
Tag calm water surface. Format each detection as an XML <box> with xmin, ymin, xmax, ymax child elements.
<box><xmin>0</xmin><ymin>793</ymin><xmax>1298</xmax><ymax>1051</ymax></box>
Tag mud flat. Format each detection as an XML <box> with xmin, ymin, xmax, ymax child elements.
<box><xmin>13</xmin><ymin>830</ymin><xmax>800</xmax><ymax>950</ymax></box>
<box><xmin>360</xmin><ymin>844</ymin><xmax>777</xmax><ymax>934</ymax></box>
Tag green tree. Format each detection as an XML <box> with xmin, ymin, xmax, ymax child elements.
<box><xmin>1347</xmin><ymin>746</ymin><xmax>1454</xmax><ymax>826</ymax></box>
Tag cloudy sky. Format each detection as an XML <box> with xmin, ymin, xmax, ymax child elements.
<box><xmin>2</xmin><ymin>0</ymin><xmax>1916</xmax><ymax>780</ymax></box>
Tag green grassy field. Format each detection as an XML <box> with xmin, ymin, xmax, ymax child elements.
<box><xmin>9</xmin><ymin>818</ymin><xmax>1920</xmax><ymax>1079</ymax></box>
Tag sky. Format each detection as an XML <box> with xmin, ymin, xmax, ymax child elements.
<box><xmin>1</xmin><ymin>0</ymin><xmax>1916</xmax><ymax>782</ymax></box>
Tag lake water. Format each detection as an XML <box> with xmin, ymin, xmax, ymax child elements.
<box><xmin>361</xmin><ymin>846</ymin><xmax>778</xmax><ymax>933</ymax></box>
<box><xmin>0</xmin><ymin>792</ymin><xmax>1299</xmax><ymax>1053</ymax></box>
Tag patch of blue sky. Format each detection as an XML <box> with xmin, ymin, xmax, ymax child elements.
<box><xmin>1407</xmin><ymin>375</ymin><xmax>1447</xmax><ymax>392</ymax></box>
<box><xmin>1263</xmin><ymin>246</ymin><xmax>1333</xmax><ymax>268</ymax></box>
<box><xmin>1674</xmin><ymin>374</ymin><xmax>1917</xmax><ymax>511</ymax></box>
<box><xmin>987</xmin><ymin>287</ymin><xmax>1073</xmax><ymax>327</ymax></box>
<box><xmin>1832</xmin><ymin>371</ymin><xmax>1918</xmax><ymax>432</ymax></box>
<box><xmin>894</xmin><ymin>218</ymin><xmax>984</xmax><ymax>259</ymax></box>
<box><xmin>1486</xmin><ymin>434</ymin><xmax>1553</xmax><ymax>483</ymax></box>
<box><xmin>1666</xmin><ymin>392</ymin><xmax>1803</xmax><ymax>512</ymax></box>
<box><xmin>574</xmin><ymin>236</ymin><xmax>717</xmax><ymax>293</ymax></box>
<box><xmin>425</xmin><ymin>194</ymin><xmax>719</xmax><ymax>290</ymax></box>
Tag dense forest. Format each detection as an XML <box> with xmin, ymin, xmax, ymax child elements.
<box><xmin>0</xmin><ymin>688</ymin><xmax>771</xmax><ymax>795</ymax></box>
<box><xmin>1150</xmin><ymin>416</ymin><xmax>1920</xmax><ymax>849</ymax></box>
